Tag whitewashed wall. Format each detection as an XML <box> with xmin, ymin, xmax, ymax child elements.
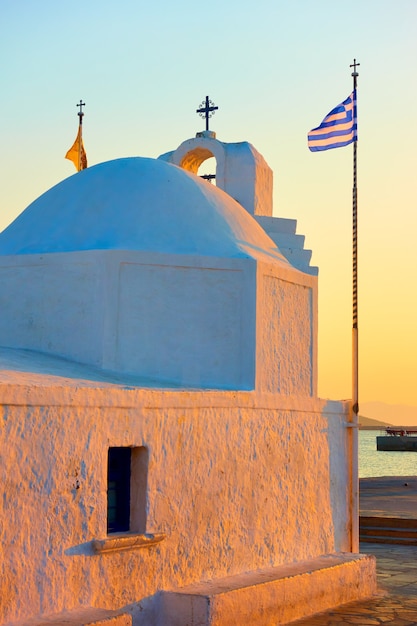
<box><xmin>0</xmin><ymin>250</ymin><xmax>316</xmax><ymax>393</ymax></box>
<box><xmin>159</xmin><ymin>136</ymin><xmax>274</xmax><ymax>217</ymax></box>
<box><xmin>0</xmin><ymin>377</ymin><xmax>350</xmax><ymax>625</ymax></box>
<box><xmin>256</xmin><ymin>264</ymin><xmax>318</xmax><ymax>396</ymax></box>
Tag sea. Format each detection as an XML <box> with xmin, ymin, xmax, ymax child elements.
<box><xmin>359</xmin><ymin>429</ymin><xmax>417</xmax><ymax>478</ymax></box>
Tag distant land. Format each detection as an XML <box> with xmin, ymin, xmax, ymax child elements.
<box><xmin>358</xmin><ymin>415</ymin><xmax>391</xmax><ymax>430</ymax></box>
<box><xmin>360</xmin><ymin>401</ymin><xmax>417</xmax><ymax>427</ymax></box>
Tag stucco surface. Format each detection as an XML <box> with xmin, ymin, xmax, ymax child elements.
<box><xmin>0</xmin><ymin>259</ymin><xmax>102</xmax><ymax>365</ymax></box>
<box><xmin>0</xmin><ymin>139</ymin><xmax>365</xmax><ymax>625</ymax></box>
<box><xmin>0</xmin><ymin>354</ymin><xmax>351</xmax><ymax>625</ymax></box>
<box><xmin>159</xmin><ymin>136</ymin><xmax>273</xmax><ymax>217</ymax></box>
<box><xmin>116</xmin><ymin>263</ymin><xmax>246</xmax><ymax>387</ymax></box>
<box><xmin>0</xmin><ymin>157</ymin><xmax>282</xmax><ymax>261</ymax></box>
<box><xmin>0</xmin><ymin>250</ymin><xmax>315</xmax><ymax>391</ymax></box>
<box><xmin>161</xmin><ymin>554</ymin><xmax>377</xmax><ymax>625</ymax></box>
<box><xmin>256</xmin><ymin>267</ymin><xmax>317</xmax><ymax>396</ymax></box>
<box><xmin>10</xmin><ymin>607</ymin><xmax>132</xmax><ymax>626</ymax></box>
<box><xmin>0</xmin><ymin>152</ymin><xmax>315</xmax><ymax>391</ymax></box>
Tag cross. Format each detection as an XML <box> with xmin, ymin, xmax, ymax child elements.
<box><xmin>77</xmin><ymin>99</ymin><xmax>86</xmax><ymax>120</ymax></box>
<box><xmin>196</xmin><ymin>96</ymin><xmax>218</xmax><ymax>131</ymax></box>
<box><xmin>350</xmin><ymin>59</ymin><xmax>360</xmax><ymax>88</ymax></box>
<box><xmin>201</xmin><ymin>173</ymin><xmax>216</xmax><ymax>183</ymax></box>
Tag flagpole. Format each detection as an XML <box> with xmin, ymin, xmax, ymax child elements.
<box><xmin>65</xmin><ymin>100</ymin><xmax>87</xmax><ymax>172</ymax></box>
<box><xmin>77</xmin><ymin>100</ymin><xmax>85</xmax><ymax>173</ymax></box>
<box><xmin>307</xmin><ymin>64</ymin><xmax>361</xmax><ymax>551</ymax></box>
<box><xmin>78</xmin><ymin>117</ymin><xmax>82</xmax><ymax>173</ymax></box>
<box><xmin>350</xmin><ymin>58</ymin><xmax>360</xmax><ymax>552</ymax></box>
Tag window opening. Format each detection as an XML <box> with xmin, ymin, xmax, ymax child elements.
<box><xmin>107</xmin><ymin>446</ymin><xmax>148</xmax><ymax>534</ymax></box>
<box><xmin>107</xmin><ymin>447</ymin><xmax>131</xmax><ymax>533</ymax></box>
<box><xmin>197</xmin><ymin>156</ymin><xmax>217</xmax><ymax>185</ymax></box>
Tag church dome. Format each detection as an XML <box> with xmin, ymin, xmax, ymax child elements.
<box><xmin>0</xmin><ymin>157</ymin><xmax>287</xmax><ymax>262</ymax></box>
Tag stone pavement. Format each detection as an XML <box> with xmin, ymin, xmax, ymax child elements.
<box><xmin>292</xmin><ymin>477</ymin><xmax>417</xmax><ymax>625</ymax></box>
<box><xmin>360</xmin><ymin>477</ymin><xmax>417</xmax><ymax>519</ymax></box>
<box><xmin>292</xmin><ymin>542</ymin><xmax>417</xmax><ymax>625</ymax></box>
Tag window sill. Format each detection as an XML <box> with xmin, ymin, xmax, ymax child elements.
<box><xmin>92</xmin><ymin>532</ymin><xmax>166</xmax><ymax>554</ymax></box>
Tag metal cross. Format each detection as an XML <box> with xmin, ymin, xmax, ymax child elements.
<box><xmin>196</xmin><ymin>96</ymin><xmax>218</xmax><ymax>131</ymax></box>
<box><xmin>350</xmin><ymin>59</ymin><xmax>360</xmax><ymax>88</ymax></box>
<box><xmin>201</xmin><ymin>173</ymin><xmax>216</xmax><ymax>183</ymax></box>
<box><xmin>350</xmin><ymin>58</ymin><xmax>360</xmax><ymax>73</ymax></box>
<box><xmin>77</xmin><ymin>100</ymin><xmax>86</xmax><ymax>120</ymax></box>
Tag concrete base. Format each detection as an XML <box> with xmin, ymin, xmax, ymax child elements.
<box><xmin>159</xmin><ymin>553</ymin><xmax>377</xmax><ymax>626</ymax></box>
<box><xmin>11</xmin><ymin>608</ymin><xmax>132</xmax><ymax>626</ymax></box>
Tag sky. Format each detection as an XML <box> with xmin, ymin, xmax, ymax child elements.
<box><xmin>1</xmin><ymin>0</ymin><xmax>417</xmax><ymax>420</ymax></box>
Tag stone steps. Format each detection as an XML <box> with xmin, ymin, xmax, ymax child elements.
<box><xmin>360</xmin><ymin>516</ymin><xmax>417</xmax><ymax>545</ymax></box>
<box><xmin>255</xmin><ymin>216</ymin><xmax>298</xmax><ymax>235</ymax></box>
<box><xmin>254</xmin><ymin>215</ymin><xmax>318</xmax><ymax>276</ymax></box>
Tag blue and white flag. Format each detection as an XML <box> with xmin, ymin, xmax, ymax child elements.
<box><xmin>308</xmin><ymin>90</ymin><xmax>357</xmax><ymax>152</ymax></box>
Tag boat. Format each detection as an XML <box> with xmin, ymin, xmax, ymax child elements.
<box><xmin>377</xmin><ymin>427</ymin><xmax>417</xmax><ymax>451</ymax></box>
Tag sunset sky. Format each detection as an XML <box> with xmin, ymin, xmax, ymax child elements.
<box><xmin>1</xmin><ymin>1</ymin><xmax>416</xmax><ymax>419</ymax></box>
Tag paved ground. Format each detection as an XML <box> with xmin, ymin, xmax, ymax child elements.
<box><xmin>294</xmin><ymin>542</ymin><xmax>417</xmax><ymax>625</ymax></box>
<box><xmin>293</xmin><ymin>477</ymin><xmax>417</xmax><ymax>625</ymax></box>
<box><xmin>360</xmin><ymin>476</ymin><xmax>417</xmax><ymax>519</ymax></box>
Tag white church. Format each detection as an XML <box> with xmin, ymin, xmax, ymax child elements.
<box><xmin>0</xmin><ymin>125</ymin><xmax>376</xmax><ymax>625</ymax></box>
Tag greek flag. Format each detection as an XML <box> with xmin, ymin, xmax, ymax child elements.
<box><xmin>308</xmin><ymin>90</ymin><xmax>357</xmax><ymax>151</ymax></box>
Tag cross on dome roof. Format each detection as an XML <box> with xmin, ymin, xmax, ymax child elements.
<box><xmin>196</xmin><ymin>96</ymin><xmax>218</xmax><ymax>131</ymax></box>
